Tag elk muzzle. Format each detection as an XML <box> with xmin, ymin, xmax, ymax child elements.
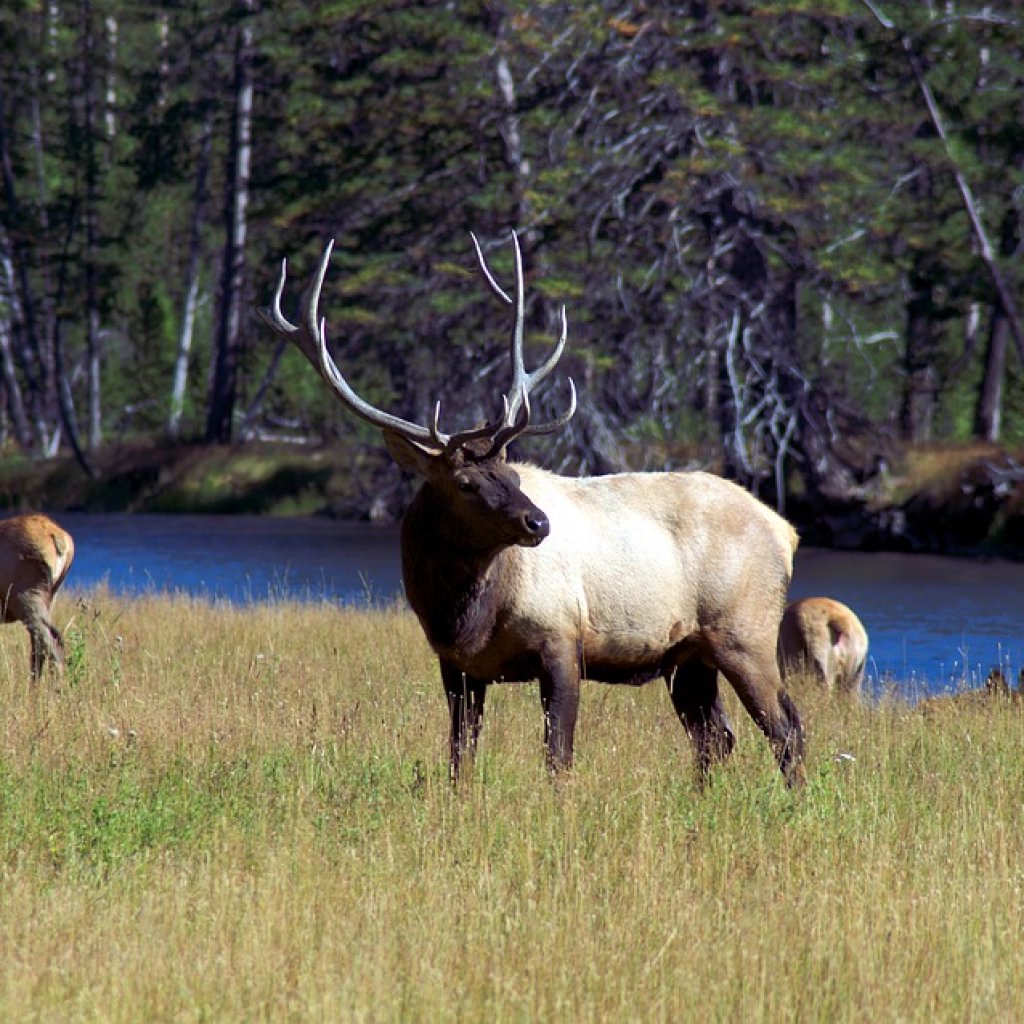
<box><xmin>518</xmin><ymin>508</ymin><xmax>548</xmax><ymax>545</ymax></box>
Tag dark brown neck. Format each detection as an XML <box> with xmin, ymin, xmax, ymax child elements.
<box><xmin>399</xmin><ymin>484</ymin><xmax>507</xmax><ymax>655</ymax></box>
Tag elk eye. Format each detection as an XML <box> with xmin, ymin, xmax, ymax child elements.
<box><xmin>455</xmin><ymin>475</ymin><xmax>475</xmax><ymax>493</ymax></box>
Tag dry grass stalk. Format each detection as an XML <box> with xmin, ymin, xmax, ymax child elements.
<box><xmin>1</xmin><ymin>589</ymin><xmax>1023</xmax><ymax>1021</ymax></box>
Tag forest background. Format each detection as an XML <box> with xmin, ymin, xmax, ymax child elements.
<box><xmin>1</xmin><ymin>0</ymin><xmax>1022</xmax><ymax>554</ymax></box>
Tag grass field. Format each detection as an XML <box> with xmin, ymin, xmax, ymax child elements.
<box><xmin>1</xmin><ymin>589</ymin><xmax>1023</xmax><ymax>1021</ymax></box>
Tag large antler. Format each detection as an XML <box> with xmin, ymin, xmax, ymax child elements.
<box><xmin>259</xmin><ymin>240</ymin><xmax>448</xmax><ymax>451</ymax></box>
<box><xmin>258</xmin><ymin>234</ymin><xmax>575</xmax><ymax>458</ymax></box>
<box><xmin>470</xmin><ymin>232</ymin><xmax>576</xmax><ymax>457</ymax></box>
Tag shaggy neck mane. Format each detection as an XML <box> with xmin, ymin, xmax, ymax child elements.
<box><xmin>400</xmin><ymin>483</ymin><xmax>512</xmax><ymax>655</ymax></box>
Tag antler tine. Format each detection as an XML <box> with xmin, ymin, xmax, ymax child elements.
<box><xmin>519</xmin><ymin>376</ymin><xmax>577</xmax><ymax>438</ymax></box>
<box><xmin>470</xmin><ymin>232</ymin><xmax>513</xmax><ymax>305</ymax></box>
<box><xmin>264</xmin><ymin>258</ymin><xmax>294</xmax><ymax>328</ymax></box>
<box><xmin>471</xmin><ymin>381</ymin><xmax>578</xmax><ymax>462</ymax></box>
<box><xmin>476</xmin><ymin>377</ymin><xmax>578</xmax><ymax>461</ymax></box>
<box><xmin>473</xmin><ymin>232</ymin><xmax>560</xmax><ymax>418</ymax></box>
<box><xmin>259</xmin><ymin>256</ymin><xmax>302</xmax><ymax>342</ymax></box>
<box><xmin>259</xmin><ymin>240</ymin><xmax>445</xmax><ymax>449</ymax></box>
<box><xmin>433</xmin><ymin>400</ymin><xmax>501</xmax><ymax>454</ymax></box>
<box><xmin>440</xmin><ymin>406</ymin><xmax>507</xmax><ymax>456</ymax></box>
<box><xmin>466</xmin><ymin>232</ymin><xmax>577</xmax><ymax>454</ymax></box>
<box><xmin>520</xmin><ymin>303</ymin><xmax>570</xmax><ymax>398</ymax></box>
<box><xmin>478</xmin><ymin>390</ymin><xmax>531</xmax><ymax>461</ymax></box>
<box><xmin>298</xmin><ymin>239</ymin><xmax>336</xmax><ymax>359</ymax></box>
<box><xmin>506</xmin><ymin>231</ymin><xmax>528</xmax><ymax>418</ymax></box>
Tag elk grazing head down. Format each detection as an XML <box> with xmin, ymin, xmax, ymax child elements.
<box><xmin>0</xmin><ymin>514</ymin><xmax>75</xmax><ymax>681</ymax></box>
<box><xmin>260</xmin><ymin>234</ymin><xmax>805</xmax><ymax>787</ymax></box>
<box><xmin>778</xmin><ymin>597</ymin><xmax>869</xmax><ymax>697</ymax></box>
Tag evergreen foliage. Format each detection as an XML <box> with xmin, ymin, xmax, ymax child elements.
<box><xmin>0</xmin><ymin>0</ymin><xmax>1020</xmax><ymax>510</ymax></box>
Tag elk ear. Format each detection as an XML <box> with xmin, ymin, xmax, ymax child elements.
<box><xmin>383</xmin><ymin>430</ymin><xmax>438</xmax><ymax>477</ymax></box>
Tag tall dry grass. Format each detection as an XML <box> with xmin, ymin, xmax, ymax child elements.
<box><xmin>1</xmin><ymin>588</ymin><xmax>1023</xmax><ymax>1021</ymax></box>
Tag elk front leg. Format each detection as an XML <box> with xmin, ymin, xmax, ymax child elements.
<box><xmin>665</xmin><ymin>658</ymin><xmax>736</xmax><ymax>781</ymax></box>
<box><xmin>538</xmin><ymin>647</ymin><xmax>581</xmax><ymax>772</ymax></box>
<box><xmin>440</xmin><ymin>659</ymin><xmax>488</xmax><ymax>783</ymax></box>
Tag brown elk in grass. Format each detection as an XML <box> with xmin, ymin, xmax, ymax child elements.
<box><xmin>260</xmin><ymin>234</ymin><xmax>805</xmax><ymax>787</ymax></box>
<box><xmin>918</xmin><ymin>665</ymin><xmax>1022</xmax><ymax>716</ymax></box>
<box><xmin>0</xmin><ymin>514</ymin><xmax>75</xmax><ymax>680</ymax></box>
<box><xmin>778</xmin><ymin>597</ymin><xmax>868</xmax><ymax>696</ymax></box>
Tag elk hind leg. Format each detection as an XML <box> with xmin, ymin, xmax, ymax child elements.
<box><xmin>26</xmin><ymin>621</ymin><xmax>64</xmax><ymax>682</ymax></box>
<box><xmin>715</xmin><ymin>642</ymin><xmax>806</xmax><ymax>788</ymax></box>
<box><xmin>20</xmin><ymin>594</ymin><xmax>63</xmax><ymax>682</ymax></box>
<box><xmin>665</xmin><ymin>658</ymin><xmax>736</xmax><ymax>782</ymax></box>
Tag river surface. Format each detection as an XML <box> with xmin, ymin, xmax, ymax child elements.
<box><xmin>52</xmin><ymin>512</ymin><xmax>1024</xmax><ymax>698</ymax></box>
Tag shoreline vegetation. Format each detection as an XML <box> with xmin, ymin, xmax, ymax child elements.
<box><xmin>2</xmin><ymin>438</ymin><xmax>1024</xmax><ymax>560</ymax></box>
<box><xmin>1</xmin><ymin>592</ymin><xmax>1023</xmax><ymax>1019</ymax></box>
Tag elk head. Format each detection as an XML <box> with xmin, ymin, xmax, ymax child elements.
<box><xmin>259</xmin><ymin>233</ymin><xmax>576</xmax><ymax>550</ymax></box>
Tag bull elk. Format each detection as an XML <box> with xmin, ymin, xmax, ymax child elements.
<box><xmin>778</xmin><ymin>597</ymin><xmax>868</xmax><ymax>696</ymax></box>
<box><xmin>0</xmin><ymin>514</ymin><xmax>75</xmax><ymax>680</ymax></box>
<box><xmin>260</xmin><ymin>234</ymin><xmax>805</xmax><ymax>787</ymax></box>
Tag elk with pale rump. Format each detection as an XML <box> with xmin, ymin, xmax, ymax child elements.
<box><xmin>778</xmin><ymin>596</ymin><xmax>868</xmax><ymax>696</ymax></box>
<box><xmin>0</xmin><ymin>514</ymin><xmax>75</xmax><ymax>680</ymax></box>
<box><xmin>260</xmin><ymin>234</ymin><xmax>805</xmax><ymax>787</ymax></box>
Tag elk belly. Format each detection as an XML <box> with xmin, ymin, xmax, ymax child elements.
<box><xmin>574</xmin><ymin>531</ymin><xmax>696</xmax><ymax>685</ymax></box>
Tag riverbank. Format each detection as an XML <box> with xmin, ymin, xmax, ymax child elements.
<box><xmin>0</xmin><ymin>439</ymin><xmax>388</xmax><ymax>519</ymax></box>
<box><xmin>1</xmin><ymin>438</ymin><xmax>1023</xmax><ymax>560</ymax></box>
<box><xmin>790</xmin><ymin>443</ymin><xmax>1024</xmax><ymax>560</ymax></box>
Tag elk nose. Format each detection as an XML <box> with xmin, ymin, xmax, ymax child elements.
<box><xmin>524</xmin><ymin>512</ymin><xmax>550</xmax><ymax>539</ymax></box>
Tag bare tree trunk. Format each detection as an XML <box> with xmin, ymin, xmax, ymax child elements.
<box><xmin>900</xmin><ymin>268</ymin><xmax>940</xmax><ymax>442</ymax></box>
<box><xmin>168</xmin><ymin>113</ymin><xmax>212</xmax><ymax>439</ymax></box>
<box><xmin>238</xmin><ymin>336</ymin><xmax>287</xmax><ymax>439</ymax></box>
<box><xmin>973</xmin><ymin>203</ymin><xmax>1019</xmax><ymax>442</ymax></box>
<box><xmin>486</xmin><ymin>3</ymin><xmax>534</xmax><ymax>236</ymax></box>
<box><xmin>104</xmin><ymin>14</ymin><xmax>117</xmax><ymax>143</ymax></box>
<box><xmin>52</xmin><ymin>199</ymin><xmax>97</xmax><ymax>478</ymax></box>
<box><xmin>80</xmin><ymin>0</ymin><xmax>103</xmax><ymax>450</ymax></box>
<box><xmin>206</xmin><ymin>0</ymin><xmax>255</xmax><ymax>444</ymax></box>
<box><xmin>0</xmin><ymin>81</ymin><xmax>50</xmax><ymax>450</ymax></box>
<box><xmin>85</xmin><ymin>301</ymin><xmax>101</xmax><ymax>450</ymax></box>
<box><xmin>864</xmin><ymin>0</ymin><xmax>1024</xmax><ymax>359</ymax></box>
<box><xmin>28</xmin><ymin>71</ymin><xmax>60</xmax><ymax>442</ymax></box>
<box><xmin>908</xmin><ymin>49</ymin><xmax>1024</xmax><ymax>363</ymax></box>
<box><xmin>23</xmin><ymin>0</ymin><xmax>64</xmax><ymax>450</ymax></box>
<box><xmin>52</xmin><ymin>318</ymin><xmax>95</xmax><ymax>477</ymax></box>
<box><xmin>0</xmin><ymin>316</ymin><xmax>33</xmax><ymax>448</ymax></box>
<box><xmin>495</xmin><ymin>50</ymin><xmax>532</xmax><ymax>232</ymax></box>
<box><xmin>974</xmin><ymin>306</ymin><xmax>1008</xmax><ymax>442</ymax></box>
<box><xmin>156</xmin><ymin>12</ymin><xmax>170</xmax><ymax>109</ymax></box>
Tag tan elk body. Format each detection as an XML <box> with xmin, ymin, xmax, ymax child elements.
<box><xmin>778</xmin><ymin>596</ymin><xmax>868</xmax><ymax>696</ymax></box>
<box><xmin>261</xmin><ymin>235</ymin><xmax>806</xmax><ymax>787</ymax></box>
<box><xmin>0</xmin><ymin>514</ymin><xmax>75</xmax><ymax>680</ymax></box>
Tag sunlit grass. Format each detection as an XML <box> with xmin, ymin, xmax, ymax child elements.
<box><xmin>1</xmin><ymin>588</ymin><xmax>1023</xmax><ymax>1020</ymax></box>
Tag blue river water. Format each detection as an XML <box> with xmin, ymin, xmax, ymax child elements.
<box><xmin>48</xmin><ymin>512</ymin><xmax>1024</xmax><ymax>697</ymax></box>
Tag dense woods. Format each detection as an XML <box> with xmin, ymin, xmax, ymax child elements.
<box><xmin>0</xmin><ymin>0</ymin><xmax>1021</xmax><ymax>516</ymax></box>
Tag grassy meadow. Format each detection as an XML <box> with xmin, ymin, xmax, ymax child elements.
<box><xmin>1</xmin><ymin>589</ymin><xmax>1023</xmax><ymax>1021</ymax></box>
